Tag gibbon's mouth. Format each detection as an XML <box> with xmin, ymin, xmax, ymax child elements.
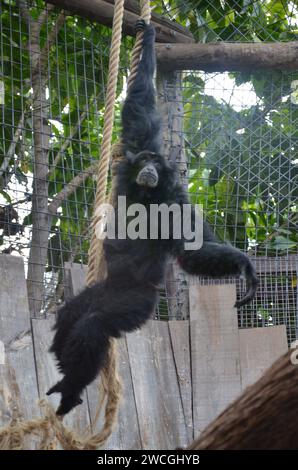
<box><xmin>136</xmin><ymin>174</ymin><xmax>158</xmax><ymax>188</ymax></box>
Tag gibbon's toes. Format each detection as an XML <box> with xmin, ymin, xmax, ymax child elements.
<box><xmin>134</xmin><ymin>18</ymin><xmax>146</xmax><ymax>34</ymax></box>
<box><xmin>234</xmin><ymin>273</ymin><xmax>259</xmax><ymax>308</ymax></box>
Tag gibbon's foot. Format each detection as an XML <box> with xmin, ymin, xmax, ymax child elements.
<box><xmin>46</xmin><ymin>381</ymin><xmax>62</xmax><ymax>396</ymax></box>
<box><xmin>47</xmin><ymin>381</ymin><xmax>83</xmax><ymax>415</ymax></box>
<box><xmin>134</xmin><ymin>18</ymin><xmax>147</xmax><ymax>34</ymax></box>
<box><xmin>56</xmin><ymin>395</ymin><xmax>83</xmax><ymax>416</ymax></box>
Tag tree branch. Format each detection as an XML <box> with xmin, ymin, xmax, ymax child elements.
<box><xmin>40</xmin><ymin>10</ymin><xmax>66</xmax><ymax>69</ymax></box>
<box><xmin>48</xmin><ymin>94</ymin><xmax>97</xmax><ymax>177</ymax></box>
<box><xmin>44</xmin><ymin>0</ymin><xmax>194</xmax><ymax>43</ymax></box>
<box><xmin>36</xmin><ymin>3</ymin><xmax>57</xmax><ymax>34</ymax></box>
<box><xmin>48</xmin><ymin>162</ymin><xmax>98</xmax><ymax>215</ymax></box>
<box><xmin>0</xmin><ymin>114</ymin><xmax>25</xmax><ymax>179</ymax></box>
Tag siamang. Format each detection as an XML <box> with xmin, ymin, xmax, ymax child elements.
<box><xmin>47</xmin><ymin>20</ymin><xmax>258</xmax><ymax>415</ymax></box>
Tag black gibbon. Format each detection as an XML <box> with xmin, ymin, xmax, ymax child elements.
<box><xmin>47</xmin><ymin>20</ymin><xmax>258</xmax><ymax>415</ymax></box>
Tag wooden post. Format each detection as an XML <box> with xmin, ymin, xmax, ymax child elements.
<box><xmin>45</xmin><ymin>0</ymin><xmax>194</xmax><ymax>44</ymax></box>
<box><xmin>156</xmin><ymin>41</ymin><xmax>298</xmax><ymax>72</ymax></box>
<box><xmin>157</xmin><ymin>70</ymin><xmax>189</xmax><ymax>320</ymax></box>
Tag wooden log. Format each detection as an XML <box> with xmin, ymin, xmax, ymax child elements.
<box><xmin>188</xmin><ymin>349</ymin><xmax>298</xmax><ymax>450</ymax></box>
<box><xmin>45</xmin><ymin>0</ymin><xmax>194</xmax><ymax>43</ymax></box>
<box><xmin>157</xmin><ymin>70</ymin><xmax>189</xmax><ymax>322</ymax></box>
<box><xmin>156</xmin><ymin>41</ymin><xmax>298</xmax><ymax>72</ymax></box>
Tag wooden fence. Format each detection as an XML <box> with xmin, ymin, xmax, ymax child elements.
<box><xmin>0</xmin><ymin>255</ymin><xmax>288</xmax><ymax>449</ymax></box>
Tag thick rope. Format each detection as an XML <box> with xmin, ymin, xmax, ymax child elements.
<box><xmin>0</xmin><ymin>400</ymin><xmax>118</xmax><ymax>450</ymax></box>
<box><xmin>83</xmin><ymin>0</ymin><xmax>126</xmax><ymax>447</ymax></box>
<box><xmin>87</xmin><ymin>0</ymin><xmax>126</xmax><ymax>286</ymax></box>
<box><xmin>87</xmin><ymin>0</ymin><xmax>151</xmax><ymax>285</ymax></box>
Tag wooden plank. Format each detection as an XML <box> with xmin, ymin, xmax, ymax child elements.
<box><xmin>32</xmin><ymin>317</ymin><xmax>91</xmax><ymax>433</ymax></box>
<box><xmin>189</xmin><ymin>284</ymin><xmax>242</xmax><ymax>435</ymax></box>
<box><xmin>88</xmin><ymin>337</ymin><xmax>142</xmax><ymax>450</ymax></box>
<box><xmin>169</xmin><ymin>320</ymin><xmax>193</xmax><ymax>443</ymax></box>
<box><xmin>239</xmin><ymin>325</ymin><xmax>288</xmax><ymax>390</ymax></box>
<box><xmin>127</xmin><ymin>320</ymin><xmax>188</xmax><ymax>450</ymax></box>
<box><xmin>0</xmin><ymin>255</ymin><xmax>39</xmax><ymax>434</ymax></box>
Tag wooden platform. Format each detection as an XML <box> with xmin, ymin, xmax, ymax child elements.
<box><xmin>0</xmin><ymin>255</ymin><xmax>289</xmax><ymax>449</ymax></box>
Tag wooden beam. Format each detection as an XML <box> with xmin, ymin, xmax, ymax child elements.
<box><xmin>156</xmin><ymin>41</ymin><xmax>298</xmax><ymax>72</ymax></box>
<box><xmin>46</xmin><ymin>0</ymin><xmax>194</xmax><ymax>43</ymax></box>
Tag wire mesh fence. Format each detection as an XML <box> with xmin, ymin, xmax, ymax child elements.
<box><xmin>0</xmin><ymin>1</ymin><xmax>297</xmax><ymax>345</ymax></box>
<box><xmin>0</xmin><ymin>0</ymin><xmax>129</xmax><ymax>316</ymax></box>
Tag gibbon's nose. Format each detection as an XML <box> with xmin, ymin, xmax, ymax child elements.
<box><xmin>147</xmin><ymin>166</ymin><xmax>156</xmax><ymax>175</ymax></box>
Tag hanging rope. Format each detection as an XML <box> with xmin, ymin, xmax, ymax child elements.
<box><xmin>84</xmin><ymin>0</ymin><xmax>126</xmax><ymax>445</ymax></box>
<box><xmin>87</xmin><ymin>0</ymin><xmax>125</xmax><ymax>285</ymax></box>
<box><xmin>85</xmin><ymin>0</ymin><xmax>152</xmax><ymax>447</ymax></box>
<box><xmin>87</xmin><ymin>0</ymin><xmax>151</xmax><ymax>285</ymax></box>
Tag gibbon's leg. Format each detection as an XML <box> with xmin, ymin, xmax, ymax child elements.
<box><xmin>47</xmin><ymin>314</ymin><xmax>110</xmax><ymax>415</ymax></box>
<box><xmin>178</xmin><ymin>242</ymin><xmax>258</xmax><ymax>307</ymax></box>
<box><xmin>47</xmin><ymin>283</ymin><xmax>158</xmax><ymax>415</ymax></box>
<box><xmin>49</xmin><ymin>285</ymin><xmax>97</xmax><ymax>363</ymax></box>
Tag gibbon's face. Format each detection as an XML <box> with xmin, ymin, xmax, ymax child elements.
<box><xmin>126</xmin><ymin>150</ymin><xmax>168</xmax><ymax>188</ymax></box>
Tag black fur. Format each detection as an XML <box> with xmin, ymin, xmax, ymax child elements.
<box><xmin>48</xmin><ymin>21</ymin><xmax>258</xmax><ymax>415</ymax></box>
